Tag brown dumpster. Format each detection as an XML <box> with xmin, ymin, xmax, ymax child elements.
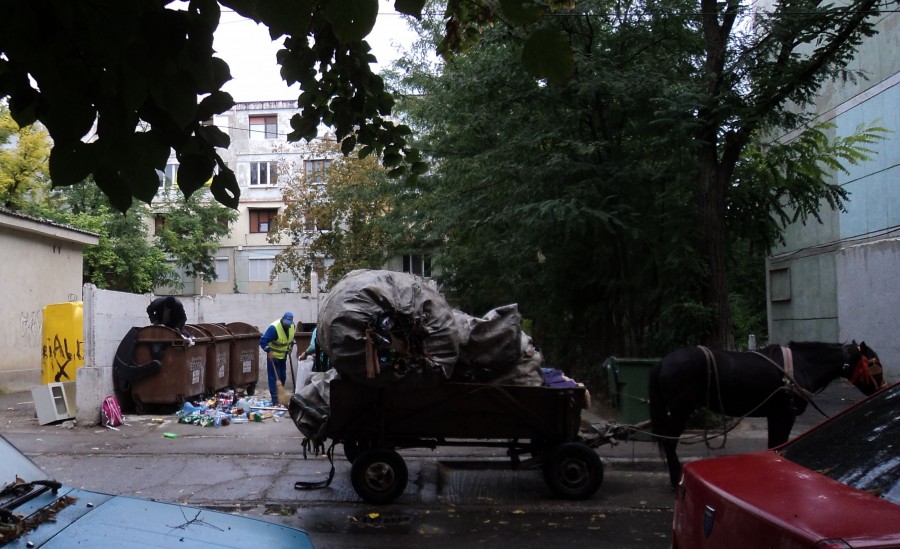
<box><xmin>192</xmin><ymin>323</ymin><xmax>231</xmax><ymax>395</ymax></box>
<box><xmin>130</xmin><ymin>325</ymin><xmax>210</xmax><ymax>413</ymax></box>
<box><xmin>224</xmin><ymin>322</ymin><xmax>261</xmax><ymax>395</ymax></box>
<box><xmin>295</xmin><ymin>331</ymin><xmax>313</xmax><ymax>356</ymax></box>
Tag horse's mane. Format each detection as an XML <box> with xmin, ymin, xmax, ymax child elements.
<box><xmin>786</xmin><ymin>341</ymin><xmax>843</xmax><ymax>351</ymax></box>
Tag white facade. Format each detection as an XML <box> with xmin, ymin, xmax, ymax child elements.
<box><xmin>0</xmin><ymin>209</ymin><xmax>99</xmax><ymax>390</ymax></box>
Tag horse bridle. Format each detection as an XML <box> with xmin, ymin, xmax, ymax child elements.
<box><xmin>843</xmin><ymin>343</ymin><xmax>884</xmax><ymax>388</ymax></box>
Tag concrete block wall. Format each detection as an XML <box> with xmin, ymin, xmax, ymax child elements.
<box><xmin>77</xmin><ymin>284</ymin><xmax>323</xmax><ymax>425</ymax></box>
<box><xmin>837</xmin><ymin>238</ymin><xmax>900</xmax><ymax>381</ymax></box>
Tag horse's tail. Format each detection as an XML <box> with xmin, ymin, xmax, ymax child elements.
<box><xmin>648</xmin><ymin>359</ymin><xmax>667</xmax><ymax>457</ymax></box>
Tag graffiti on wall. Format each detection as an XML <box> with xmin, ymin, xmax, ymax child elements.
<box><xmin>19</xmin><ymin>309</ymin><xmax>43</xmax><ymax>350</ymax></box>
<box><xmin>43</xmin><ymin>333</ymin><xmax>85</xmax><ymax>382</ymax></box>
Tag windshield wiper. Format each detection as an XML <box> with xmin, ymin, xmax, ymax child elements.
<box><xmin>0</xmin><ymin>479</ymin><xmax>62</xmax><ymax>521</ymax></box>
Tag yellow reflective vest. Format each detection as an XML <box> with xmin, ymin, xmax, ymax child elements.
<box><xmin>267</xmin><ymin>320</ymin><xmax>295</xmax><ymax>359</ymax></box>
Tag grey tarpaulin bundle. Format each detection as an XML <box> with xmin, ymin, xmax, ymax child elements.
<box><xmin>317</xmin><ymin>269</ymin><xmax>460</xmax><ymax>390</ymax></box>
<box><xmin>289</xmin><ymin>269</ymin><xmax>546</xmax><ymax>464</ymax></box>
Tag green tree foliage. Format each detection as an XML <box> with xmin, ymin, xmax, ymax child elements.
<box><xmin>386</xmin><ymin>0</ymin><xmax>887</xmax><ymax>372</ymax></box>
<box><xmin>0</xmin><ymin>103</ymin><xmax>51</xmax><ymax>209</ymax></box>
<box><xmin>34</xmin><ymin>181</ymin><xmax>180</xmax><ymax>293</ymax></box>
<box><xmin>667</xmin><ymin>0</ymin><xmax>887</xmax><ymax>347</ymax></box>
<box><xmin>269</xmin><ymin>140</ymin><xmax>392</xmax><ymax>291</ymax></box>
<box><xmin>390</xmin><ymin>14</ymin><xmax>701</xmax><ymax>369</ymax></box>
<box><xmin>154</xmin><ymin>188</ymin><xmax>238</xmax><ymax>283</ymax></box>
<box><xmin>0</xmin><ymin>0</ymin><xmax>887</xmax><ymax>350</ymax></box>
<box><xmin>0</xmin><ymin>0</ymin><xmax>573</xmax><ymax>212</ymax></box>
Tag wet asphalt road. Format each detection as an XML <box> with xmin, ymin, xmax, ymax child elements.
<box><xmin>0</xmin><ymin>381</ymin><xmax>866</xmax><ymax>548</ymax></box>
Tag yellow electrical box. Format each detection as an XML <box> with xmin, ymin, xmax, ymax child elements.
<box><xmin>41</xmin><ymin>302</ymin><xmax>85</xmax><ymax>385</ymax></box>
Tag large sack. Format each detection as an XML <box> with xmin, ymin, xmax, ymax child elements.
<box><xmin>289</xmin><ymin>369</ymin><xmax>339</xmax><ymax>445</ymax></box>
<box><xmin>453</xmin><ymin>304</ymin><xmax>522</xmax><ymax>373</ymax></box>
<box><xmin>318</xmin><ymin>270</ymin><xmax>459</xmax><ymax>390</ymax></box>
<box><xmin>451</xmin><ymin>304</ymin><xmax>543</xmax><ymax>386</ymax></box>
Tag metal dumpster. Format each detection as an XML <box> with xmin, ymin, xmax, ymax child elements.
<box><xmin>130</xmin><ymin>325</ymin><xmax>210</xmax><ymax>413</ymax></box>
<box><xmin>192</xmin><ymin>323</ymin><xmax>231</xmax><ymax>395</ymax></box>
<box><xmin>603</xmin><ymin>356</ymin><xmax>657</xmax><ymax>439</ymax></box>
<box><xmin>223</xmin><ymin>322</ymin><xmax>261</xmax><ymax>395</ymax></box>
<box><xmin>294</xmin><ymin>322</ymin><xmax>316</xmax><ymax>352</ymax></box>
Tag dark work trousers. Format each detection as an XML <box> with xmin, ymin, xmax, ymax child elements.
<box><xmin>267</xmin><ymin>356</ymin><xmax>287</xmax><ymax>405</ymax></box>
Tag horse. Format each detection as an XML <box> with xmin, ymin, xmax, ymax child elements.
<box><xmin>648</xmin><ymin>341</ymin><xmax>885</xmax><ymax>487</ymax></box>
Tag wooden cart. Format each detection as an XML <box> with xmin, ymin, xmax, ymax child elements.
<box><xmin>322</xmin><ymin>379</ymin><xmax>611</xmax><ymax>504</ymax></box>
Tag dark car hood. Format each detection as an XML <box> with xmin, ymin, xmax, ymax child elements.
<box><xmin>679</xmin><ymin>452</ymin><xmax>900</xmax><ymax>546</ymax></box>
<box><xmin>6</xmin><ymin>486</ymin><xmax>312</xmax><ymax>548</ymax></box>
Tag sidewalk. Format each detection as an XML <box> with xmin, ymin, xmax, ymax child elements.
<box><xmin>0</xmin><ymin>379</ymin><xmax>867</xmax><ymax>465</ymax></box>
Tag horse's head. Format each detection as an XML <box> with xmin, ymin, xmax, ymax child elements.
<box><xmin>843</xmin><ymin>341</ymin><xmax>886</xmax><ymax>395</ymax></box>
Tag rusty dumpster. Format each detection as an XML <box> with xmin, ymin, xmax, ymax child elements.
<box><xmin>192</xmin><ymin>323</ymin><xmax>232</xmax><ymax>395</ymax></box>
<box><xmin>130</xmin><ymin>325</ymin><xmax>210</xmax><ymax>412</ymax></box>
<box><xmin>223</xmin><ymin>322</ymin><xmax>261</xmax><ymax>395</ymax></box>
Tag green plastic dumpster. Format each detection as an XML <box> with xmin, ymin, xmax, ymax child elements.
<box><xmin>603</xmin><ymin>356</ymin><xmax>658</xmax><ymax>438</ymax></box>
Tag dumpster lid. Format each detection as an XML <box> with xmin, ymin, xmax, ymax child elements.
<box><xmin>135</xmin><ymin>325</ymin><xmax>211</xmax><ymax>343</ymax></box>
<box><xmin>223</xmin><ymin>322</ymin><xmax>261</xmax><ymax>338</ymax></box>
<box><xmin>190</xmin><ymin>323</ymin><xmax>231</xmax><ymax>341</ymax></box>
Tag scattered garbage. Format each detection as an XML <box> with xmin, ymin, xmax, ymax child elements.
<box><xmin>172</xmin><ymin>389</ymin><xmax>287</xmax><ymax>428</ymax></box>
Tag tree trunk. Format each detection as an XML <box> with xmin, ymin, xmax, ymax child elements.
<box><xmin>701</xmin><ymin>160</ymin><xmax>733</xmax><ymax>349</ymax></box>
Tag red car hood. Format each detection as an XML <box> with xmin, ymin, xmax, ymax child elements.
<box><xmin>674</xmin><ymin>452</ymin><xmax>900</xmax><ymax>548</ymax></box>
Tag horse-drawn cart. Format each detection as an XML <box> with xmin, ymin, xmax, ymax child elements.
<box><xmin>314</xmin><ymin>379</ymin><xmax>624</xmax><ymax>504</ymax></box>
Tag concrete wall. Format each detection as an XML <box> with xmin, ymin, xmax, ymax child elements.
<box><xmin>836</xmin><ymin>238</ymin><xmax>900</xmax><ymax>379</ymax></box>
<box><xmin>77</xmin><ymin>284</ymin><xmax>324</xmax><ymax>424</ymax></box>
<box><xmin>0</xmin><ymin>211</ymin><xmax>98</xmax><ymax>390</ymax></box>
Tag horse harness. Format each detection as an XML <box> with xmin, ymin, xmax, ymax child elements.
<box><xmin>698</xmin><ymin>345</ymin><xmax>824</xmax><ymax>419</ymax></box>
<box><xmin>750</xmin><ymin>346</ymin><xmax>826</xmax><ymax>416</ymax></box>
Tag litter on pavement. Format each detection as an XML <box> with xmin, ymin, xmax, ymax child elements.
<box><xmin>174</xmin><ymin>389</ymin><xmax>287</xmax><ymax>427</ymax></box>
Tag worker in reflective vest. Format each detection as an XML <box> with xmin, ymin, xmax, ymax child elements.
<box><xmin>258</xmin><ymin>312</ymin><xmax>296</xmax><ymax>405</ymax></box>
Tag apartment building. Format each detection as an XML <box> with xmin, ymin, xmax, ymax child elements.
<box><xmin>155</xmin><ymin>100</ymin><xmax>331</xmax><ymax>296</ymax></box>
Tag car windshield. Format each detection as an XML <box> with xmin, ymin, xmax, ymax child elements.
<box><xmin>779</xmin><ymin>383</ymin><xmax>900</xmax><ymax>505</ymax></box>
<box><xmin>0</xmin><ymin>435</ymin><xmax>46</xmax><ymax>487</ymax></box>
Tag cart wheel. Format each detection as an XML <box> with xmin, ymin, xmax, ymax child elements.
<box><xmin>350</xmin><ymin>448</ymin><xmax>408</xmax><ymax>504</ymax></box>
<box><xmin>542</xmin><ymin>442</ymin><xmax>603</xmax><ymax>500</ymax></box>
<box><xmin>246</xmin><ymin>383</ymin><xmax>256</xmax><ymax>396</ymax></box>
<box><xmin>343</xmin><ymin>439</ymin><xmax>372</xmax><ymax>464</ymax></box>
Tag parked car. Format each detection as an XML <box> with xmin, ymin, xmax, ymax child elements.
<box><xmin>672</xmin><ymin>381</ymin><xmax>900</xmax><ymax>548</ymax></box>
<box><xmin>0</xmin><ymin>435</ymin><xmax>313</xmax><ymax>548</ymax></box>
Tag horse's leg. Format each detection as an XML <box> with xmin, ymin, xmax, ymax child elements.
<box><xmin>766</xmin><ymin>412</ymin><xmax>796</xmax><ymax>448</ymax></box>
<box><xmin>662</xmin><ymin>437</ymin><xmax>682</xmax><ymax>488</ymax></box>
<box><xmin>659</xmin><ymin>412</ymin><xmax>690</xmax><ymax>487</ymax></box>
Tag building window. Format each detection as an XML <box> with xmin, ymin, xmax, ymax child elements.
<box><xmin>158</xmin><ymin>163</ymin><xmax>178</xmax><ymax>187</ymax></box>
<box><xmin>770</xmin><ymin>268</ymin><xmax>791</xmax><ymax>302</ymax></box>
<box><xmin>403</xmin><ymin>254</ymin><xmax>432</xmax><ymax>277</ymax></box>
<box><xmin>249</xmin><ymin>161</ymin><xmax>278</xmax><ymax>186</ymax></box>
<box><xmin>304</xmin><ymin>159</ymin><xmax>332</xmax><ymax>181</ymax></box>
<box><xmin>154</xmin><ymin>214</ymin><xmax>166</xmax><ymax>235</ymax></box>
<box><xmin>166</xmin><ymin>260</ymin><xmax>191</xmax><ymax>285</ymax></box>
<box><xmin>249</xmin><ymin>115</ymin><xmax>277</xmax><ymax>139</ymax></box>
<box><xmin>249</xmin><ymin>257</ymin><xmax>275</xmax><ymax>281</ymax></box>
<box><xmin>249</xmin><ymin>208</ymin><xmax>278</xmax><ymax>233</ymax></box>
<box><xmin>215</xmin><ymin>257</ymin><xmax>229</xmax><ymax>282</ymax></box>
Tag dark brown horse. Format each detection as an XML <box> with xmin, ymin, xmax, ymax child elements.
<box><xmin>649</xmin><ymin>341</ymin><xmax>885</xmax><ymax>487</ymax></box>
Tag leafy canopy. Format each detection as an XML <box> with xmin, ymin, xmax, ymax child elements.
<box><xmin>0</xmin><ymin>103</ymin><xmax>51</xmax><ymax>210</ymax></box>
<box><xmin>384</xmin><ymin>0</ymin><xmax>888</xmax><ymax>368</ymax></box>
<box><xmin>0</xmin><ymin>0</ymin><xmax>573</xmax><ymax>212</ymax></box>
<box><xmin>268</xmin><ymin>138</ymin><xmax>393</xmax><ymax>291</ymax></box>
